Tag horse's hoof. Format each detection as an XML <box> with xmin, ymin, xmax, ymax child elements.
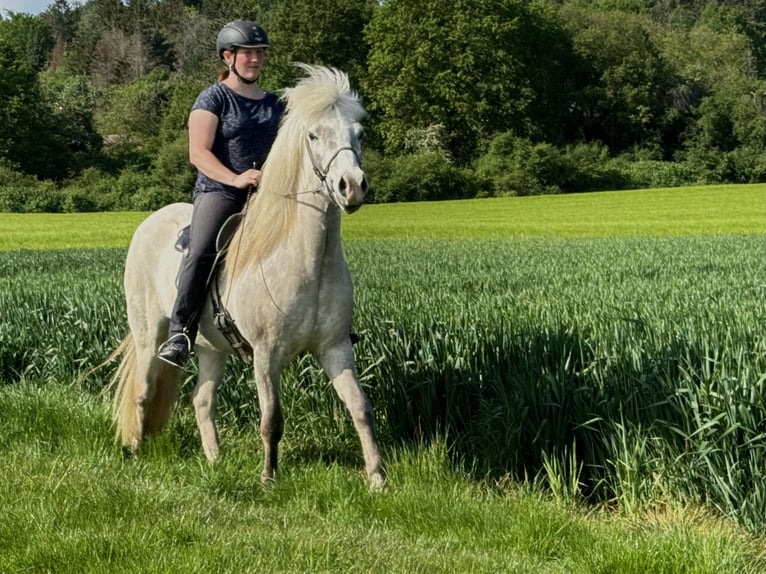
<box><xmin>120</xmin><ymin>445</ymin><xmax>134</xmax><ymax>459</ymax></box>
<box><xmin>260</xmin><ymin>471</ymin><xmax>275</xmax><ymax>486</ymax></box>
<box><xmin>369</xmin><ymin>472</ymin><xmax>388</xmax><ymax>493</ymax></box>
<box><xmin>203</xmin><ymin>447</ymin><xmax>220</xmax><ymax>463</ymax></box>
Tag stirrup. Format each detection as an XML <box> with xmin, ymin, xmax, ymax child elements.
<box><xmin>157</xmin><ymin>332</ymin><xmax>192</xmax><ymax>368</ymax></box>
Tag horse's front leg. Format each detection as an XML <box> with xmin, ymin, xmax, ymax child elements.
<box><xmin>193</xmin><ymin>347</ymin><xmax>227</xmax><ymax>462</ymax></box>
<box><xmin>319</xmin><ymin>341</ymin><xmax>386</xmax><ymax>490</ymax></box>
<box><xmin>253</xmin><ymin>352</ymin><xmax>284</xmax><ymax>483</ymax></box>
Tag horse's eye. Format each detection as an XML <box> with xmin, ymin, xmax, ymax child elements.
<box><xmin>308</xmin><ymin>132</ymin><xmax>318</xmax><ymax>141</ymax></box>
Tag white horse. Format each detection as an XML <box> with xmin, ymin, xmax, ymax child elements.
<box><xmin>111</xmin><ymin>64</ymin><xmax>385</xmax><ymax>489</ymax></box>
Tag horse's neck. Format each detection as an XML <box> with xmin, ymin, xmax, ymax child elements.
<box><xmin>290</xmin><ymin>188</ymin><xmax>341</xmax><ymax>265</ymax></box>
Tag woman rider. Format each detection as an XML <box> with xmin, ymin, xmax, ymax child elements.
<box><xmin>157</xmin><ymin>20</ymin><xmax>284</xmax><ymax>367</ymax></box>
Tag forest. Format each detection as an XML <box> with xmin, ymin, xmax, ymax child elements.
<box><xmin>0</xmin><ymin>0</ymin><xmax>764</xmax><ymax>211</ymax></box>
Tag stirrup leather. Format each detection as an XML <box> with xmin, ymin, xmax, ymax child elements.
<box><xmin>209</xmin><ymin>267</ymin><xmax>253</xmax><ymax>363</ymax></box>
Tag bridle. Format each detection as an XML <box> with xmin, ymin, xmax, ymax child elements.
<box><xmin>304</xmin><ymin>136</ymin><xmax>362</xmax><ymax>208</ymax></box>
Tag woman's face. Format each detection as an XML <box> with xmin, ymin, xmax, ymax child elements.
<box><xmin>224</xmin><ymin>47</ymin><xmax>266</xmax><ymax>80</ymax></box>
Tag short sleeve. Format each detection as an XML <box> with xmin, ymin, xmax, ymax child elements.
<box><xmin>191</xmin><ymin>84</ymin><xmax>225</xmax><ymax>116</ymax></box>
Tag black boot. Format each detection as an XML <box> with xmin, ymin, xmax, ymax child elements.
<box><xmin>157</xmin><ymin>332</ymin><xmax>192</xmax><ymax>368</ymax></box>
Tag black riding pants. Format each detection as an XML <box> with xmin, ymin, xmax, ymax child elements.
<box><xmin>168</xmin><ymin>189</ymin><xmax>248</xmax><ymax>342</ymax></box>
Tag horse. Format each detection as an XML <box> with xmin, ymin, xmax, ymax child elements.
<box><xmin>111</xmin><ymin>64</ymin><xmax>385</xmax><ymax>490</ymax></box>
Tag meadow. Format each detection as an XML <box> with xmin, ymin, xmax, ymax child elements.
<box><xmin>0</xmin><ymin>183</ymin><xmax>765</xmax><ymax>572</ymax></box>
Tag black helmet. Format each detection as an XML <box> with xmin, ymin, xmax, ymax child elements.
<box><xmin>216</xmin><ymin>20</ymin><xmax>270</xmax><ymax>59</ymax></box>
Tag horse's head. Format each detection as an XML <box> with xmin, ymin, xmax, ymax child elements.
<box><xmin>305</xmin><ymin>117</ymin><xmax>368</xmax><ymax>214</ymax></box>
<box><xmin>285</xmin><ymin>64</ymin><xmax>369</xmax><ymax>214</ymax></box>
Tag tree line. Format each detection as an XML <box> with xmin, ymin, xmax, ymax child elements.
<box><xmin>0</xmin><ymin>0</ymin><xmax>764</xmax><ymax>212</ymax></box>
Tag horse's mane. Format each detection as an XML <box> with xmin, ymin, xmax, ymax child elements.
<box><xmin>224</xmin><ymin>64</ymin><xmax>364</xmax><ymax>282</ymax></box>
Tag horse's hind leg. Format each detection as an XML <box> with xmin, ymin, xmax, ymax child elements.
<box><xmin>193</xmin><ymin>347</ymin><xmax>227</xmax><ymax>462</ymax></box>
<box><xmin>319</xmin><ymin>345</ymin><xmax>385</xmax><ymax>490</ymax></box>
<box><xmin>253</xmin><ymin>352</ymin><xmax>284</xmax><ymax>483</ymax></box>
<box><xmin>132</xmin><ymin>324</ymin><xmax>181</xmax><ymax>435</ymax></box>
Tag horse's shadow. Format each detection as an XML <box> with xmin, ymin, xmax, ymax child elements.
<box><xmin>368</xmin><ymin>321</ymin><xmax>691</xmax><ymax>497</ymax></box>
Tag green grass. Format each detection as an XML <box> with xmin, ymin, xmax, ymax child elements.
<box><xmin>0</xmin><ymin>184</ymin><xmax>762</xmax><ymax>251</ymax></box>
<box><xmin>1</xmin><ymin>382</ymin><xmax>763</xmax><ymax>574</ymax></box>
<box><xmin>0</xmin><ymin>211</ymin><xmax>146</xmax><ymax>251</ymax></box>
<box><xmin>344</xmin><ymin>184</ymin><xmax>766</xmax><ymax>239</ymax></box>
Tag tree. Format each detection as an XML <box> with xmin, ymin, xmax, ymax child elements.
<box><xmin>0</xmin><ymin>13</ymin><xmax>74</xmax><ymax>180</ymax></box>
<box><xmin>150</xmin><ymin>0</ymin><xmax>216</xmax><ymax>78</ymax></box>
<box><xmin>665</xmin><ymin>12</ymin><xmax>766</xmax><ymax>181</ymax></box>
<box><xmin>560</xmin><ymin>6</ymin><xmax>675</xmax><ymax>154</ymax></box>
<box><xmin>0</xmin><ymin>37</ymin><xmax>36</xmax><ymax>161</ymax></box>
<box><xmin>42</xmin><ymin>0</ymin><xmax>80</xmax><ymax>70</ymax></box>
<box><xmin>363</xmin><ymin>0</ymin><xmax>577</xmax><ymax>164</ymax></box>
<box><xmin>0</xmin><ymin>11</ymin><xmax>54</xmax><ymax>72</ymax></box>
<box><xmin>39</xmin><ymin>70</ymin><xmax>103</xmax><ymax>171</ymax></box>
<box><xmin>64</xmin><ymin>0</ymin><xmax>124</xmax><ymax>76</ymax></box>
<box><xmin>97</xmin><ymin>67</ymin><xmax>174</xmax><ymax>146</ymax></box>
<box><xmin>267</xmin><ymin>0</ymin><xmax>376</xmax><ymax>89</ymax></box>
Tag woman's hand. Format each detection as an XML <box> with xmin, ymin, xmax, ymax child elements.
<box><xmin>232</xmin><ymin>168</ymin><xmax>262</xmax><ymax>189</ymax></box>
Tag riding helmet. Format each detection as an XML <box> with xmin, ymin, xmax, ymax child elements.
<box><xmin>216</xmin><ymin>20</ymin><xmax>270</xmax><ymax>59</ymax></box>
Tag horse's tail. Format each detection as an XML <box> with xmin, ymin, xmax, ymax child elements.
<box><xmin>111</xmin><ymin>334</ymin><xmax>180</xmax><ymax>450</ymax></box>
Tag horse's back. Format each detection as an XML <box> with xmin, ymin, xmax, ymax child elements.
<box><xmin>130</xmin><ymin>202</ymin><xmax>191</xmax><ymax>238</ymax></box>
<box><xmin>125</xmin><ymin>203</ymin><xmax>192</xmax><ymax>324</ymax></box>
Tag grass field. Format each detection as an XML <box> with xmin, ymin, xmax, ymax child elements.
<box><xmin>0</xmin><ymin>183</ymin><xmax>762</xmax><ymax>251</ymax></box>
<box><xmin>1</xmin><ymin>184</ymin><xmax>765</xmax><ymax>572</ymax></box>
<box><xmin>346</xmin><ymin>183</ymin><xmax>766</xmax><ymax>239</ymax></box>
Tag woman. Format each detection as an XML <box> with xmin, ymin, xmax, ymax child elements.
<box><xmin>157</xmin><ymin>20</ymin><xmax>284</xmax><ymax>368</ymax></box>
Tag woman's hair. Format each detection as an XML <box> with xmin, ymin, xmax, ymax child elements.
<box><xmin>217</xmin><ymin>68</ymin><xmax>231</xmax><ymax>82</ymax></box>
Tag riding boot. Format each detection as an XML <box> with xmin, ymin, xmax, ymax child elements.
<box><xmin>157</xmin><ymin>331</ymin><xmax>193</xmax><ymax>368</ymax></box>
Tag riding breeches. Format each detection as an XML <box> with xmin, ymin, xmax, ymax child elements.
<box><xmin>168</xmin><ymin>190</ymin><xmax>248</xmax><ymax>341</ymax></box>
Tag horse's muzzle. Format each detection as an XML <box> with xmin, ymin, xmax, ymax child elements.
<box><xmin>337</xmin><ymin>171</ymin><xmax>367</xmax><ymax>213</ymax></box>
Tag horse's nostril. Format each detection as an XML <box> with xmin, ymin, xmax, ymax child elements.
<box><xmin>338</xmin><ymin>176</ymin><xmax>348</xmax><ymax>196</ymax></box>
<box><xmin>361</xmin><ymin>175</ymin><xmax>369</xmax><ymax>194</ymax></box>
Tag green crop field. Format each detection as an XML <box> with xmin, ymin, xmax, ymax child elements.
<box><xmin>0</xmin><ymin>183</ymin><xmax>762</xmax><ymax>251</ymax></box>
<box><xmin>1</xmin><ymin>184</ymin><xmax>765</xmax><ymax>572</ymax></box>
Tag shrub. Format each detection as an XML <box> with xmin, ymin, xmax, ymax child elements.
<box><xmin>559</xmin><ymin>142</ymin><xmax>625</xmax><ymax>193</ymax></box>
<box><xmin>474</xmin><ymin>133</ymin><xmax>720</xmax><ymax>195</ymax></box>
<box><xmin>61</xmin><ymin>188</ymin><xmax>100</xmax><ymax>212</ymax></box>
<box><xmin>59</xmin><ymin>167</ymin><xmax>114</xmax><ymax>212</ymax></box>
<box><xmin>150</xmin><ymin>135</ymin><xmax>196</xmax><ymax>200</ymax></box>
<box><xmin>608</xmin><ymin>156</ymin><xmax>708</xmax><ymax>189</ymax></box>
<box><xmin>19</xmin><ymin>181</ymin><xmax>63</xmax><ymax>213</ymax></box>
<box><xmin>728</xmin><ymin>144</ymin><xmax>766</xmax><ymax>182</ymax></box>
<box><xmin>109</xmin><ymin>167</ymin><xmax>153</xmax><ymax>211</ymax></box>
<box><xmin>0</xmin><ymin>162</ymin><xmax>63</xmax><ymax>212</ymax></box>
<box><xmin>365</xmin><ymin>150</ymin><xmax>475</xmax><ymax>203</ymax></box>
<box><xmin>475</xmin><ymin>133</ymin><xmax>567</xmax><ymax>196</ymax></box>
<box><xmin>130</xmin><ymin>185</ymin><xmax>187</xmax><ymax>211</ymax></box>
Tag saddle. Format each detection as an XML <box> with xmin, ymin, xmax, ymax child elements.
<box><xmin>175</xmin><ymin>213</ymin><xmax>253</xmax><ymax>363</ymax></box>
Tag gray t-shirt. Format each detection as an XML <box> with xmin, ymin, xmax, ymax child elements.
<box><xmin>191</xmin><ymin>82</ymin><xmax>284</xmax><ymax>196</ymax></box>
